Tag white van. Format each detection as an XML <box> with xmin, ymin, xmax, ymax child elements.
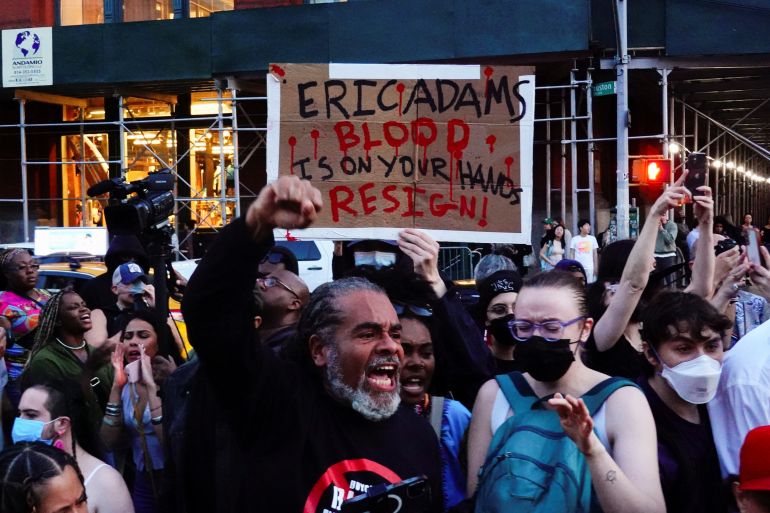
<box><xmin>273</xmin><ymin>239</ymin><xmax>334</xmax><ymax>292</ymax></box>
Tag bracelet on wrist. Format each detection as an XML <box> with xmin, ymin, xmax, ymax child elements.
<box><xmin>151</xmin><ymin>415</ymin><xmax>163</xmax><ymax>425</ymax></box>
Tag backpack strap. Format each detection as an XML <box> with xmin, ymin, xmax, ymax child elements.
<box><xmin>429</xmin><ymin>396</ymin><xmax>444</xmax><ymax>438</ymax></box>
<box><xmin>495</xmin><ymin>372</ymin><xmax>539</xmax><ymax>414</ymax></box>
<box><xmin>581</xmin><ymin>377</ymin><xmax>638</xmax><ymax>416</ymax></box>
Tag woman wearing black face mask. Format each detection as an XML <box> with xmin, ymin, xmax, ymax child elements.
<box><xmin>476</xmin><ymin>270</ymin><xmax>523</xmax><ymax>374</ymax></box>
<box><xmin>467</xmin><ymin>271</ymin><xmax>665</xmax><ymax>513</ymax></box>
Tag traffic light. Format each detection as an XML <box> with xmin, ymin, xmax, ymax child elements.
<box><xmin>632</xmin><ymin>158</ymin><xmax>671</xmax><ymax>185</ymax></box>
<box><xmin>645</xmin><ymin>159</ymin><xmax>670</xmax><ymax>183</ymax></box>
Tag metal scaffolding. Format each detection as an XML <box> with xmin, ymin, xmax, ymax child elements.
<box><xmin>535</xmin><ymin>67</ymin><xmax>596</xmax><ymax>235</ymax></box>
<box><xmin>0</xmin><ymin>84</ymin><xmax>267</xmax><ymax>256</ymax></box>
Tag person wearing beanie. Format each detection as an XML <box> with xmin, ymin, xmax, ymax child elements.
<box><xmin>476</xmin><ymin>270</ymin><xmax>523</xmax><ymax>374</ymax></box>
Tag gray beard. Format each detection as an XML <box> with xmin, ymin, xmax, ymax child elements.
<box><xmin>325</xmin><ymin>343</ymin><xmax>401</xmax><ymax>422</ymax></box>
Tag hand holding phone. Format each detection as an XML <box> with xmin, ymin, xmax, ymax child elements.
<box><xmin>684</xmin><ymin>152</ymin><xmax>708</xmax><ymax>201</ymax></box>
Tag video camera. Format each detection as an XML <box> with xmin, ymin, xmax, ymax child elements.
<box><xmin>87</xmin><ymin>169</ymin><xmax>175</xmax><ymax>236</ymax></box>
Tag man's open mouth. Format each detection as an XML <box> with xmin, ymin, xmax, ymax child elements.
<box><xmin>366</xmin><ymin>363</ymin><xmax>398</xmax><ymax>392</ymax></box>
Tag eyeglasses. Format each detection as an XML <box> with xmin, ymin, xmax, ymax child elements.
<box><xmin>11</xmin><ymin>263</ymin><xmax>40</xmax><ymax>272</ymax></box>
<box><xmin>257</xmin><ymin>276</ymin><xmax>299</xmax><ymax>300</ymax></box>
<box><xmin>508</xmin><ymin>316</ymin><xmax>585</xmax><ymax>342</ymax></box>
<box><xmin>392</xmin><ymin>301</ymin><xmax>433</xmax><ymax>317</ymax></box>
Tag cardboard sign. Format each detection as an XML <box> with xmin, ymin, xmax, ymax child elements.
<box><xmin>267</xmin><ymin>63</ymin><xmax>535</xmax><ymax>243</ymax></box>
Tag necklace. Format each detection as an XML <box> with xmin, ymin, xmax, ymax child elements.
<box><xmin>56</xmin><ymin>337</ymin><xmax>86</xmax><ymax>350</ymax></box>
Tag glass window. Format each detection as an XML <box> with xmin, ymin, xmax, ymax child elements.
<box><xmin>124</xmin><ymin>0</ymin><xmax>174</xmax><ymax>22</ymax></box>
<box><xmin>60</xmin><ymin>0</ymin><xmax>104</xmax><ymax>26</ymax></box>
<box><xmin>123</xmin><ymin>97</ymin><xmax>173</xmax><ymax>119</ymax></box>
<box><xmin>123</xmin><ymin>129</ymin><xmax>177</xmax><ymax>179</ymax></box>
<box><xmin>191</xmin><ymin>91</ymin><xmax>232</xmax><ymax>116</ymax></box>
<box><xmin>60</xmin><ymin>134</ymin><xmax>110</xmax><ymax>227</ymax></box>
<box><xmin>275</xmin><ymin>241</ymin><xmax>322</xmax><ymax>261</ymax></box>
<box><xmin>188</xmin><ymin>127</ymin><xmax>235</xmax><ymax>228</ymax></box>
<box><xmin>190</xmin><ymin>0</ymin><xmax>234</xmax><ymax>18</ymax></box>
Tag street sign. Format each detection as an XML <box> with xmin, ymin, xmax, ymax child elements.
<box><xmin>593</xmin><ymin>81</ymin><xmax>617</xmax><ymax>96</ymax></box>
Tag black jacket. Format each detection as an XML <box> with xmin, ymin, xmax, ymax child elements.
<box><xmin>181</xmin><ymin>218</ymin><xmax>443</xmax><ymax>513</ymax></box>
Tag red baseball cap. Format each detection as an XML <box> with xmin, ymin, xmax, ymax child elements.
<box><xmin>739</xmin><ymin>426</ymin><xmax>770</xmax><ymax>491</ymax></box>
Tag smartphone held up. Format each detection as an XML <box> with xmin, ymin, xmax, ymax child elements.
<box><xmin>684</xmin><ymin>152</ymin><xmax>708</xmax><ymax>202</ymax></box>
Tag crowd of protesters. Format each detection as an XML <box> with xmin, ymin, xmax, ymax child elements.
<box><xmin>1</xmin><ymin>173</ymin><xmax>770</xmax><ymax>513</ymax></box>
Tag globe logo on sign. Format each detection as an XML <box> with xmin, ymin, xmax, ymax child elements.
<box><xmin>15</xmin><ymin>31</ymin><xmax>41</xmax><ymax>57</ymax></box>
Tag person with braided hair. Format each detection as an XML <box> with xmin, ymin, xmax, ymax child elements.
<box><xmin>13</xmin><ymin>380</ymin><xmax>133</xmax><ymax>513</ymax></box>
<box><xmin>0</xmin><ymin>248</ymin><xmax>52</xmax><ymax>407</ymax></box>
<box><xmin>0</xmin><ymin>442</ymin><xmax>87</xmax><ymax>513</ymax></box>
<box><xmin>21</xmin><ymin>291</ymin><xmax>114</xmax><ymax>434</ymax></box>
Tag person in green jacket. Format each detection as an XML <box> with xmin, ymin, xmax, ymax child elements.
<box><xmin>21</xmin><ymin>290</ymin><xmax>114</xmax><ymax>433</ymax></box>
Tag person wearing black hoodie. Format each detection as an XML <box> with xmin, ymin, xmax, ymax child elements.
<box><xmin>80</xmin><ymin>234</ymin><xmax>150</xmax><ymax>312</ymax></box>
<box><xmin>181</xmin><ymin>176</ymin><xmax>442</xmax><ymax>513</ymax></box>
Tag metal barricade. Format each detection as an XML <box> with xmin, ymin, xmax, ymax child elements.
<box><xmin>438</xmin><ymin>246</ymin><xmax>480</xmax><ymax>281</ymax></box>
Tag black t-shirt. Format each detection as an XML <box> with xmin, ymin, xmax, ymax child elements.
<box><xmin>182</xmin><ymin>218</ymin><xmax>443</xmax><ymax>513</ymax></box>
<box><xmin>494</xmin><ymin>356</ymin><xmax>522</xmax><ymax>375</ymax></box>
<box><xmin>583</xmin><ymin>334</ymin><xmax>647</xmax><ymax>379</ymax></box>
<box><xmin>639</xmin><ymin>379</ymin><xmax>727</xmax><ymax>513</ymax></box>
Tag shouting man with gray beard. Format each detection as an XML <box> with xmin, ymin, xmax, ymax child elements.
<box><xmin>181</xmin><ymin>176</ymin><xmax>442</xmax><ymax>513</ymax></box>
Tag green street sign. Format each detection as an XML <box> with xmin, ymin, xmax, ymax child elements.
<box><xmin>593</xmin><ymin>81</ymin><xmax>617</xmax><ymax>96</ymax></box>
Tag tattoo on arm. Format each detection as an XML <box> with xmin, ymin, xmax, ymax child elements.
<box><xmin>606</xmin><ymin>470</ymin><xmax>617</xmax><ymax>483</ymax></box>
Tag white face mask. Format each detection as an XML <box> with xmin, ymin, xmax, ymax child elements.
<box><xmin>354</xmin><ymin>251</ymin><xmax>397</xmax><ymax>269</ymax></box>
<box><xmin>660</xmin><ymin>354</ymin><xmax>722</xmax><ymax>404</ymax></box>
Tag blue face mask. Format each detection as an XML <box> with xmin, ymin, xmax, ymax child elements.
<box><xmin>11</xmin><ymin>417</ymin><xmax>55</xmax><ymax>445</ymax></box>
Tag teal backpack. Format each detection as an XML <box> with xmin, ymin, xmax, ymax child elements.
<box><xmin>474</xmin><ymin>372</ymin><xmax>636</xmax><ymax>513</ymax></box>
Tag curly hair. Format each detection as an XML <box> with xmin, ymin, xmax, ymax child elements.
<box><xmin>284</xmin><ymin>277</ymin><xmax>386</xmax><ymax>373</ymax></box>
<box><xmin>0</xmin><ymin>442</ymin><xmax>85</xmax><ymax>513</ymax></box>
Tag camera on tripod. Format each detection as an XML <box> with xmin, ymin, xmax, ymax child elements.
<box><xmin>87</xmin><ymin>169</ymin><xmax>175</xmax><ymax>236</ymax></box>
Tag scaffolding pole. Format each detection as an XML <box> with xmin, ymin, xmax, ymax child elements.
<box><xmin>230</xmin><ymin>86</ymin><xmax>242</xmax><ymax>217</ymax></box>
<box><xmin>19</xmin><ymin>99</ymin><xmax>29</xmax><ymax>242</ymax></box>
<box><xmin>615</xmin><ymin>0</ymin><xmax>630</xmax><ymax>239</ymax></box>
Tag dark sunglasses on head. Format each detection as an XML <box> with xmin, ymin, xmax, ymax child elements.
<box><xmin>392</xmin><ymin>301</ymin><xmax>433</xmax><ymax>317</ymax></box>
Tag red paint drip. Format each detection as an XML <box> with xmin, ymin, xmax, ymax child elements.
<box><xmin>422</xmin><ymin>144</ymin><xmax>428</xmax><ymax>163</ymax></box>
<box><xmin>450</xmin><ymin>150</ymin><xmax>463</xmax><ymax>202</ymax></box>
<box><xmin>288</xmin><ymin>136</ymin><xmax>297</xmax><ymax>174</ymax></box>
<box><xmin>486</xmin><ymin>134</ymin><xmax>496</xmax><ymax>154</ymax></box>
<box><xmin>483</xmin><ymin>66</ymin><xmax>494</xmax><ymax>97</ymax></box>
<box><xmin>270</xmin><ymin>64</ymin><xmax>286</xmax><ymax>77</ymax></box>
<box><xmin>505</xmin><ymin>156</ymin><xmax>514</xmax><ymax>179</ymax></box>
<box><xmin>396</xmin><ymin>83</ymin><xmax>405</xmax><ymax>118</ymax></box>
<box><xmin>311</xmin><ymin>129</ymin><xmax>320</xmax><ymax>159</ymax></box>
<box><xmin>478</xmin><ymin>197</ymin><xmax>489</xmax><ymax>227</ymax></box>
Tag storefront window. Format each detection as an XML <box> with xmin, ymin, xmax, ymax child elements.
<box><xmin>191</xmin><ymin>91</ymin><xmax>232</xmax><ymax>116</ymax></box>
<box><xmin>60</xmin><ymin>134</ymin><xmax>110</xmax><ymax>227</ymax></box>
<box><xmin>60</xmin><ymin>0</ymin><xmax>104</xmax><ymax>26</ymax></box>
<box><xmin>123</xmin><ymin>97</ymin><xmax>173</xmax><ymax>119</ymax></box>
<box><xmin>188</xmin><ymin>127</ymin><xmax>235</xmax><ymax>228</ymax></box>
<box><xmin>123</xmin><ymin>0</ymin><xmax>174</xmax><ymax>22</ymax></box>
<box><xmin>190</xmin><ymin>0</ymin><xmax>234</xmax><ymax>18</ymax></box>
<box><xmin>123</xmin><ymin>129</ymin><xmax>177</xmax><ymax>179</ymax></box>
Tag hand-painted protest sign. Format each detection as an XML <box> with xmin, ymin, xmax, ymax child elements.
<box><xmin>266</xmin><ymin>63</ymin><xmax>535</xmax><ymax>243</ymax></box>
